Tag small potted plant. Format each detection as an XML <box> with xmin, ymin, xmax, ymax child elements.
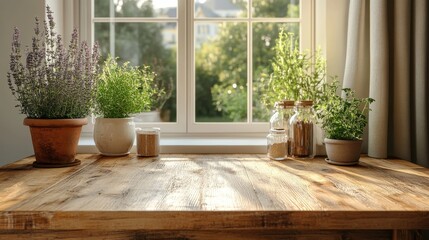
<box><xmin>317</xmin><ymin>80</ymin><xmax>375</xmax><ymax>165</ymax></box>
<box><xmin>6</xmin><ymin>6</ymin><xmax>99</xmax><ymax>168</ymax></box>
<box><xmin>93</xmin><ymin>56</ymin><xmax>156</xmax><ymax>156</ymax></box>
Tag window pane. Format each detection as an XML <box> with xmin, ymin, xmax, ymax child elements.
<box><xmin>195</xmin><ymin>0</ymin><xmax>248</xmax><ymax>18</ymax></box>
<box><xmin>94</xmin><ymin>22</ymin><xmax>177</xmax><ymax>122</ymax></box>
<box><xmin>195</xmin><ymin>22</ymin><xmax>247</xmax><ymax>122</ymax></box>
<box><xmin>252</xmin><ymin>23</ymin><xmax>299</xmax><ymax>122</ymax></box>
<box><xmin>252</xmin><ymin>0</ymin><xmax>300</xmax><ymax>18</ymax></box>
<box><xmin>94</xmin><ymin>0</ymin><xmax>177</xmax><ymax>18</ymax></box>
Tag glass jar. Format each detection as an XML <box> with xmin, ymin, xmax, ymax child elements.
<box><xmin>267</xmin><ymin>129</ymin><xmax>287</xmax><ymax>160</ymax></box>
<box><xmin>289</xmin><ymin>100</ymin><xmax>316</xmax><ymax>159</ymax></box>
<box><xmin>136</xmin><ymin>127</ymin><xmax>160</xmax><ymax>157</ymax></box>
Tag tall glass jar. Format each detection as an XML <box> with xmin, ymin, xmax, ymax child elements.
<box><xmin>267</xmin><ymin>129</ymin><xmax>287</xmax><ymax>160</ymax></box>
<box><xmin>289</xmin><ymin>100</ymin><xmax>316</xmax><ymax>159</ymax></box>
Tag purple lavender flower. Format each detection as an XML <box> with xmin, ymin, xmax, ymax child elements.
<box><xmin>7</xmin><ymin>5</ymin><xmax>100</xmax><ymax>119</ymax></box>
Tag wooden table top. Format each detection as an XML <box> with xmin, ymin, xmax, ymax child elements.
<box><xmin>1</xmin><ymin>154</ymin><xmax>429</xmax><ymax>231</ymax></box>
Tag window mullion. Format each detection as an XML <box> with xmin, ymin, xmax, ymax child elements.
<box><xmin>187</xmin><ymin>0</ymin><xmax>195</xmax><ymax>133</ymax></box>
<box><xmin>247</xmin><ymin>0</ymin><xmax>253</xmax><ymax>123</ymax></box>
<box><xmin>172</xmin><ymin>0</ymin><xmax>187</xmax><ymax>133</ymax></box>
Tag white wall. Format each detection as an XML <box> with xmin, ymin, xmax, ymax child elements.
<box><xmin>46</xmin><ymin>0</ymin><xmax>78</xmax><ymax>43</ymax></box>
<box><xmin>315</xmin><ymin>0</ymin><xmax>349</xmax><ymax>81</ymax></box>
<box><xmin>0</xmin><ymin>0</ymin><xmax>45</xmax><ymax>166</ymax></box>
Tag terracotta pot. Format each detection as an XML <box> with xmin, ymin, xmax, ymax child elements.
<box><xmin>324</xmin><ymin>138</ymin><xmax>362</xmax><ymax>166</ymax></box>
<box><xmin>24</xmin><ymin>118</ymin><xmax>88</xmax><ymax>168</ymax></box>
<box><xmin>93</xmin><ymin>117</ymin><xmax>135</xmax><ymax>156</ymax></box>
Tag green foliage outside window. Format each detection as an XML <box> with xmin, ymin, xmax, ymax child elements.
<box><xmin>94</xmin><ymin>0</ymin><xmax>305</xmax><ymax>123</ymax></box>
<box><xmin>200</xmin><ymin>1</ymin><xmax>301</xmax><ymax>122</ymax></box>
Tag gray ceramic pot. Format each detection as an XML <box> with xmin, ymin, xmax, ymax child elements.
<box><xmin>324</xmin><ymin>138</ymin><xmax>362</xmax><ymax>166</ymax></box>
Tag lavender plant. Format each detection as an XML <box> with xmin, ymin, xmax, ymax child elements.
<box><xmin>7</xmin><ymin>6</ymin><xmax>99</xmax><ymax>119</ymax></box>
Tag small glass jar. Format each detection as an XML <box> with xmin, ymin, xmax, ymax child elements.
<box><xmin>289</xmin><ymin>100</ymin><xmax>316</xmax><ymax>159</ymax></box>
<box><xmin>267</xmin><ymin>129</ymin><xmax>288</xmax><ymax>160</ymax></box>
<box><xmin>136</xmin><ymin>127</ymin><xmax>160</xmax><ymax>157</ymax></box>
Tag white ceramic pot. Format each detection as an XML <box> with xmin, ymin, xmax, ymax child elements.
<box><xmin>324</xmin><ymin>138</ymin><xmax>363</xmax><ymax>166</ymax></box>
<box><xmin>94</xmin><ymin>117</ymin><xmax>135</xmax><ymax>156</ymax></box>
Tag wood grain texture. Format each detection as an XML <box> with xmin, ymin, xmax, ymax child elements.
<box><xmin>0</xmin><ymin>229</ymin><xmax>393</xmax><ymax>240</ymax></box>
<box><xmin>393</xmin><ymin>230</ymin><xmax>424</xmax><ymax>240</ymax></box>
<box><xmin>0</xmin><ymin>154</ymin><xmax>428</xmax><ymax>239</ymax></box>
<box><xmin>0</xmin><ymin>154</ymin><xmax>100</xmax><ymax>211</ymax></box>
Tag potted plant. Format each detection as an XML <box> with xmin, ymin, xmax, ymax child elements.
<box><xmin>6</xmin><ymin>6</ymin><xmax>99</xmax><ymax>168</ymax></box>
<box><xmin>317</xmin><ymin>80</ymin><xmax>375</xmax><ymax>165</ymax></box>
<box><xmin>93</xmin><ymin>56</ymin><xmax>156</xmax><ymax>156</ymax></box>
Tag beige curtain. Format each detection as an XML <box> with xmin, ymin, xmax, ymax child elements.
<box><xmin>343</xmin><ymin>0</ymin><xmax>428</xmax><ymax>167</ymax></box>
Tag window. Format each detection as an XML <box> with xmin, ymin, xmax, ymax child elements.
<box><xmin>85</xmin><ymin>0</ymin><xmax>313</xmax><ymax>135</ymax></box>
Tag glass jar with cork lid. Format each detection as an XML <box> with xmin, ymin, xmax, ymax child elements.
<box><xmin>268</xmin><ymin>100</ymin><xmax>294</xmax><ymax>159</ymax></box>
<box><xmin>289</xmin><ymin>100</ymin><xmax>316</xmax><ymax>159</ymax></box>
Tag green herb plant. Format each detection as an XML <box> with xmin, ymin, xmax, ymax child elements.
<box><xmin>95</xmin><ymin>56</ymin><xmax>156</xmax><ymax>118</ymax></box>
<box><xmin>317</xmin><ymin>80</ymin><xmax>375</xmax><ymax>140</ymax></box>
<box><xmin>263</xmin><ymin>29</ymin><xmax>326</xmax><ymax>108</ymax></box>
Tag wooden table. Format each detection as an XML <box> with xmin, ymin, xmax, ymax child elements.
<box><xmin>0</xmin><ymin>154</ymin><xmax>428</xmax><ymax>240</ymax></box>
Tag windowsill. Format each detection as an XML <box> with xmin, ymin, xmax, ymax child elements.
<box><xmin>78</xmin><ymin>133</ymin><xmax>267</xmax><ymax>154</ymax></box>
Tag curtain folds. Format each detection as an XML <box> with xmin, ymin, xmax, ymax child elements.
<box><xmin>343</xmin><ymin>0</ymin><xmax>428</xmax><ymax>167</ymax></box>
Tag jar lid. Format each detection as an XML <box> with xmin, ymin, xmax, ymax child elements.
<box><xmin>282</xmin><ymin>100</ymin><xmax>295</xmax><ymax>107</ymax></box>
<box><xmin>136</xmin><ymin>127</ymin><xmax>160</xmax><ymax>134</ymax></box>
<box><xmin>269</xmin><ymin>128</ymin><xmax>286</xmax><ymax>133</ymax></box>
<box><xmin>296</xmin><ymin>100</ymin><xmax>313</xmax><ymax>106</ymax></box>
<box><xmin>274</xmin><ymin>100</ymin><xmax>294</xmax><ymax>108</ymax></box>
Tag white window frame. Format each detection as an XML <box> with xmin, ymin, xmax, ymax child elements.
<box><xmin>80</xmin><ymin>0</ymin><xmax>314</xmax><ymax>136</ymax></box>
